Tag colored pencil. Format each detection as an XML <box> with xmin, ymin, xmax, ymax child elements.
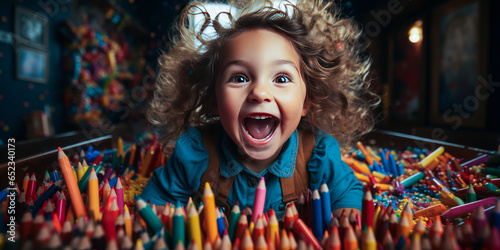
<box><xmin>173</xmin><ymin>201</ymin><xmax>185</xmax><ymax>247</ymax></box>
<box><xmin>115</xmin><ymin>177</ymin><xmax>124</xmax><ymax>214</ymax></box>
<box><xmin>319</xmin><ymin>180</ymin><xmax>332</xmax><ymax>232</ymax></box>
<box><xmin>420</xmin><ymin>146</ymin><xmax>444</xmax><ymax>168</ymax></box>
<box><xmin>203</xmin><ymin>182</ymin><xmax>218</xmax><ymax>244</ymax></box>
<box><xmin>58</xmin><ymin>147</ymin><xmax>86</xmax><ymax>218</ymax></box>
<box><xmin>235</xmin><ymin>209</ymin><xmax>248</xmax><ymax>242</ymax></box>
<box><xmin>228</xmin><ymin>202</ymin><xmax>241</xmax><ymax>242</ymax></box>
<box><xmin>135</xmin><ymin>195</ymin><xmax>164</xmax><ymax>235</ymax></box>
<box><xmin>216</xmin><ymin>208</ymin><xmax>226</xmax><ymax>238</ymax></box>
<box><xmin>124</xmin><ymin>205</ymin><xmax>132</xmax><ymax>240</ymax></box>
<box><xmin>292</xmin><ymin>218</ymin><xmax>321</xmax><ymax>250</ymax></box>
<box><xmin>311</xmin><ymin>187</ymin><xmax>323</xmax><ymax>241</ymax></box>
<box><xmin>187</xmin><ymin>204</ymin><xmax>203</xmax><ymax>250</ymax></box>
<box><xmin>77</xmin><ymin>162</ymin><xmax>85</xmax><ymax>182</ymax></box>
<box><xmin>251</xmin><ymin>177</ymin><xmax>266</xmax><ymax>224</ymax></box>
<box><xmin>88</xmin><ymin>167</ymin><xmax>100</xmax><ymax>220</ymax></box>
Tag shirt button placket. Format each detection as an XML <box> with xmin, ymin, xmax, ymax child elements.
<box><xmin>247</xmin><ymin>176</ymin><xmax>258</xmax><ymax>188</ymax></box>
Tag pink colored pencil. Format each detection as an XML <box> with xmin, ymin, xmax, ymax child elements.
<box><xmin>115</xmin><ymin>177</ymin><xmax>124</xmax><ymax>214</ymax></box>
<box><xmin>251</xmin><ymin>177</ymin><xmax>266</xmax><ymax>224</ymax></box>
<box><xmin>56</xmin><ymin>192</ymin><xmax>66</xmax><ymax>224</ymax></box>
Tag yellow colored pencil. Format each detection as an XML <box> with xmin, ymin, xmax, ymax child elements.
<box><xmin>267</xmin><ymin>209</ymin><xmax>279</xmax><ymax>246</ymax></box>
<box><xmin>88</xmin><ymin>167</ymin><xmax>100</xmax><ymax>220</ymax></box>
<box><xmin>77</xmin><ymin>162</ymin><xmax>85</xmax><ymax>182</ymax></box>
<box><xmin>117</xmin><ymin>137</ymin><xmax>124</xmax><ymax>158</ymax></box>
<box><xmin>82</xmin><ymin>160</ymin><xmax>89</xmax><ymax>177</ymax></box>
<box><xmin>361</xmin><ymin>227</ymin><xmax>376</xmax><ymax>250</ymax></box>
<box><xmin>124</xmin><ymin>205</ymin><xmax>132</xmax><ymax>240</ymax></box>
<box><xmin>187</xmin><ymin>204</ymin><xmax>202</xmax><ymax>250</ymax></box>
<box><xmin>72</xmin><ymin>166</ymin><xmax>77</xmax><ymax>184</ymax></box>
<box><xmin>420</xmin><ymin>146</ymin><xmax>444</xmax><ymax>168</ymax></box>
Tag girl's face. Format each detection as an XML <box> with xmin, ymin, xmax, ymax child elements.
<box><xmin>215</xmin><ymin>29</ymin><xmax>308</xmax><ymax>163</ymax></box>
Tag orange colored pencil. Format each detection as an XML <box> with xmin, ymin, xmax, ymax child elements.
<box><xmin>128</xmin><ymin>144</ymin><xmax>137</xmax><ymax>166</ymax></box>
<box><xmin>280</xmin><ymin>229</ymin><xmax>290</xmax><ymax>250</ymax></box>
<box><xmin>241</xmin><ymin>229</ymin><xmax>254</xmax><ymax>250</ymax></box>
<box><xmin>356</xmin><ymin>141</ymin><xmax>374</xmax><ymax>166</ymax></box>
<box><xmin>253</xmin><ymin>215</ymin><xmax>265</xmax><ymax>243</ymax></box>
<box><xmin>327</xmin><ymin>226</ymin><xmax>341</xmax><ymax>250</ymax></box>
<box><xmin>22</xmin><ymin>173</ymin><xmax>29</xmax><ymax>193</ymax></box>
<box><xmin>102</xmin><ymin>179</ymin><xmax>111</xmax><ymax>207</ymax></box>
<box><xmin>343</xmin><ymin>225</ymin><xmax>358</xmax><ymax>250</ymax></box>
<box><xmin>58</xmin><ymin>147</ymin><xmax>86</xmax><ymax>218</ymax></box>
<box><xmin>256</xmin><ymin>234</ymin><xmax>268</xmax><ymax>250</ymax></box>
<box><xmin>203</xmin><ymin>182</ymin><xmax>218</xmax><ymax>244</ymax></box>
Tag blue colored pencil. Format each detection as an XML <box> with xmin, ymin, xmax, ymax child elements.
<box><xmin>372</xmin><ymin>161</ymin><xmax>383</xmax><ymax>174</ymax></box>
<box><xmin>32</xmin><ymin>180</ymin><xmax>63</xmax><ymax>215</ymax></box>
<box><xmin>379</xmin><ymin>150</ymin><xmax>392</xmax><ymax>175</ymax></box>
<box><xmin>319</xmin><ymin>180</ymin><xmax>332</xmax><ymax>232</ymax></box>
<box><xmin>50</xmin><ymin>171</ymin><xmax>59</xmax><ymax>182</ymax></box>
<box><xmin>311</xmin><ymin>187</ymin><xmax>323</xmax><ymax>241</ymax></box>
<box><xmin>0</xmin><ymin>189</ymin><xmax>7</xmax><ymax>204</ymax></box>
<box><xmin>398</xmin><ymin>163</ymin><xmax>405</xmax><ymax>177</ymax></box>
<box><xmin>216</xmin><ymin>208</ymin><xmax>225</xmax><ymax>238</ymax></box>
<box><xmin>388</xmin><ymin>153</ymin><xmax>399</xmax><ymax>177</ymax></box>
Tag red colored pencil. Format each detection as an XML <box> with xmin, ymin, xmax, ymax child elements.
<box><xmin>362</xmin><ymin>190</ymin><xmax>374</xmax><ymax>229</ymax></box>
<box><xmin>292</xmin><ymin>218</ymin><xmax>322</xmax><ymax>250</ymax></box>
<box><xmin>235</xmin><ymin>209</ymin><xmax>248</xmax><ymax>241</ymax></box>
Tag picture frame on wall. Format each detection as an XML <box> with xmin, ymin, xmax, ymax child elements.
<box><xmin>14</xmin><ymin>5</ymin><xmax>49</xmax><ymax>48</ymax></box>
<box><xmin>15</xmin><ymin>45</ymin><xmax>49</xmax><ymax>84</ymax></box>
<box><xmin>430</xmin><ymin>0</ymin><xmax>488</xmax><ymax>128</ymax></box>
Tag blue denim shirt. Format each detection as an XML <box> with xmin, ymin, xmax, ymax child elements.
<box><xmin>141</xmin><ymin>123</ymin><xmax>363</xmax><ymax>219</ymax></box>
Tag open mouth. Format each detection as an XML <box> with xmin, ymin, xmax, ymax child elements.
<box><xmin>243</xmin><ymin>115</ymin><xmax>279</xmax><ymax>140</ymax></box>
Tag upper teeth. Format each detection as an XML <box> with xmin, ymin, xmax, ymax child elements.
<box><xmin>248</xmin><ymin>116</ymin><xmax>272</xmax><ymax>119</ymax></box>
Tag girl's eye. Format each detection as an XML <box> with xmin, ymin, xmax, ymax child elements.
<box><xmin>274</xmin><ymin>74</ymin><xmax>291</xmax><ymax>84</ymax></box>
<box><xmin>229</xmin><ymin>75</ymin><xmax>248</xmax><ymax>83</ymax></box>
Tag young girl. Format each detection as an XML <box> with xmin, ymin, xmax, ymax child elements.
<box><xmin>141</xmin><ymin>0</ymin><xmax>379</xmax><ymax>219</ymax></box>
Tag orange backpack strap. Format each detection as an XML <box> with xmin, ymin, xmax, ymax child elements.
<box><xmin>281</xmin><ymin>130</ymin><xmax>316</xmax><ymax>204</ymax></box>
<box><xmin>194</xmin><ymin>126</ymin><xmax>234</xmax><ymax>213</ymax></box>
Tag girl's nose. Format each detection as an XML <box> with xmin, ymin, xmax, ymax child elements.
<box><xmin>247</xmin><ymin>81</ymin><xmax>273</xmax><ymax>103</ymax></box>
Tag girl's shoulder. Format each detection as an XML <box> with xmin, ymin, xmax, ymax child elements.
<box><xmin>173</xmin><ymin>127</ymin><xmax>206</xmax><ymax>157</ymax></box>
<box><xmin>312</xmin><ymin>130</ymin><xmax>341</xmax><ymax>150</ymax></box>
<box><xmin>175</xmin><ymin>124</ymin><xmax>221</xmax><ymax>153</ymax></box>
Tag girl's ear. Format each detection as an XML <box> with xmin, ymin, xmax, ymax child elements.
<box><xmin>302</xmin><ymin>98</ymin><xmax>310</xmax><ymax>117</ymax></box>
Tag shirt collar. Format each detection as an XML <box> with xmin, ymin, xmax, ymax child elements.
<box><xmin>218</xmin><ymin>124</ymin><xmax>298</xmax><ymax>178</ymax></box>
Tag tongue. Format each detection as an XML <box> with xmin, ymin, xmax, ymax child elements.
<box><xmin>245</xmin><ymin>118</ymin><xmax>275</xmax><ymax>139</ymax></box>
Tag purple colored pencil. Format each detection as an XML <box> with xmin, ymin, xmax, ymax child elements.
<box><xmin>441</xmin><ymin>197</ymin><xmax>498</xmax><ymax>219</ymax></box>
<box><xmin>460</xmin><ymin>154</ymin><xmax>490</xmax><ymax>168</ymax></box>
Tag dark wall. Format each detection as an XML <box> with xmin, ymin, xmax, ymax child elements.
<box><xmin>0</xmin><ymin>0</ymin><xmax>188</xmax><ymax>144</ymax></box>
<box><xmin>0</xmin><ymin>0</ymin><xmax>71</xmax><ymax>143</ymax></box>
<box><xmin>354</xmin><ymin>0</ymin><xmax>500</xmax><ymax>150</ymax></box>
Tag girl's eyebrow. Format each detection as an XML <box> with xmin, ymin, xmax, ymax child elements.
<box><xmin>272</xmin><ymin>60</ymin><xmax>299</xmax><ymax>72</ymax></box>
<box><xmin>221</xmin><ymin>59</ymin><xmax>299</xmax><ymax>72</ymax></box>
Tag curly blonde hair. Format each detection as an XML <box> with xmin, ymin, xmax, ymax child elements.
<box><xmin>148</xmin><ymin>0</ymin><xmax>379</xmax><ymax>152</ymax></box>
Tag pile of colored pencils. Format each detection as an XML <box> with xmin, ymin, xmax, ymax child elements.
<box><xmin>2</xmin><ymin>137</ymin><xmax>500</xmax><ymax>250</ymax></box>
